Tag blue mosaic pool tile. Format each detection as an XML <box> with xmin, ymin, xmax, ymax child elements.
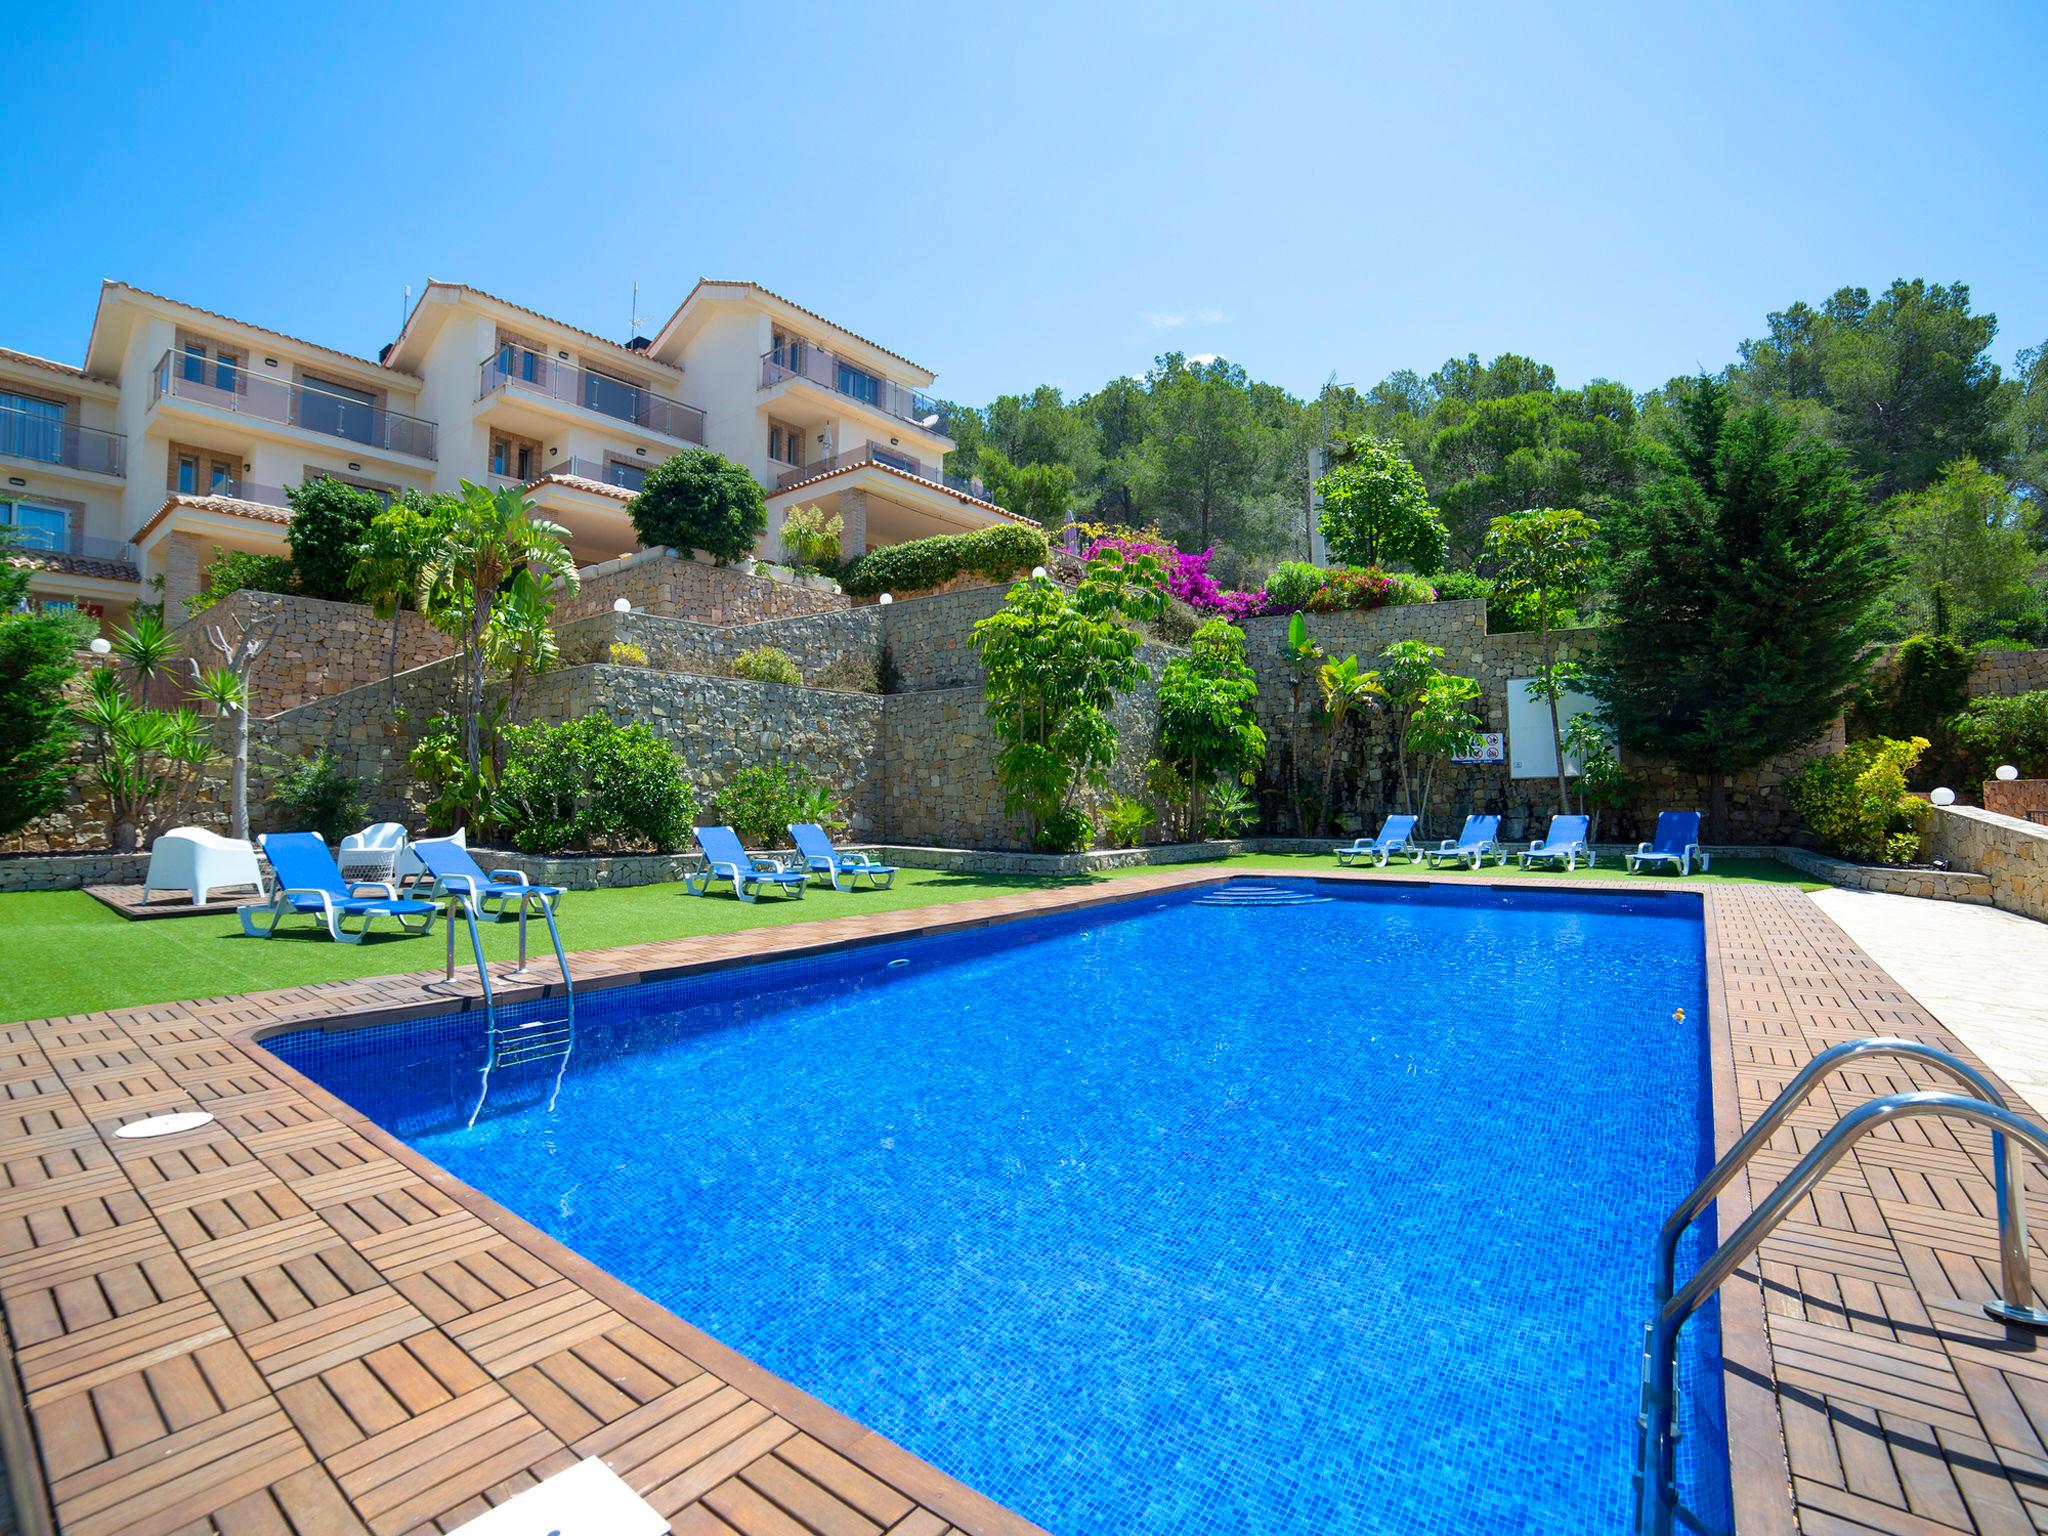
<box><xmin>266</xmin><ymin>879</ymin><xmax>1729</xmax><ymax>1535</ymax></box>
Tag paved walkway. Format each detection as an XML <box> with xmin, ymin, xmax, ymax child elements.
<box><xmin>1810</xmin><ymin>886</ymin><xmax>2048</xmax><ymax>1119</ymax></box>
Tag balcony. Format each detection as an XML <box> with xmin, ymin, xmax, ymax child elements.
<box><xmin>758</xmin><ymin>343</ymin><xmax>944</xmax><ymax>433</ymax></box>
<box><xmin>150</xmin><ymin>352</ymin><xmax>438</xmax><ymax>461</ymax></box>
<box><xmin>174</xmin><ymin>479</ymin><xmax>290</xmax><ymax>510</ymax></box>
<box><xmin>3</xmin><ymin>528</ymin><xmax>139</xmax><ymax>571</ymax></box>
<box><xmin>492</xmin><ymin>456</ymin><xmax>651</xmax><ymax>493</ymax></box>
<box><xmin>477</xmin><ymin>354</ymin><xmax>705</xmax><ymax>444</ymax></box>
<box><xmin>0</xmin><ymin>403</ymin><xmax>126</xmax><ymax>477</ymax></box>
<box><xmin>775</xmin><ymin>441</ymin><xmax>991</xmax><ymax>501</ymax></box>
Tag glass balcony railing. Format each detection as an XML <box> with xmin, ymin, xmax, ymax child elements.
<box><xmin>758</xmin><ymin>343</ymin><xmax>945</xmax><ymax>432</ymax></box>
<box><xmin>0</xmin><ymin>403</ymin><xmax>127</xmax><ymax>476</ymax></box>
<box><xmin>173</xmin><ymin>479</ymin><xmax>289</xmax><ymax>509</ymax></box>
<box><xmin>150</xmin><ymin>352</ymin><xmax>438</xmax><ymax>460</ymax></box>
<box><xmin>3</xmin><ymin>528</ymin><xmax>139</xmax><ymax>568</ymax></box>
<box><xmin>477</xmin><ymin>353</ymin><xmax>706</xmax><ymax>444</ymax></box>
<box><xmin>491</xmin><ymin>456</ymin><xmax>652</xmax><ymax>493</ymax></box>
<box><xmin>775</xmin><ymin>441</ymin><xmax>992</xmax><ymax>501</ymax></box>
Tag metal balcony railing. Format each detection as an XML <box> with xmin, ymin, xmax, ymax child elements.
<box><xmin>2</xmin><ymin>528</ymin><xmax>139</xmax><ymax>567</ymax></box>
<box><xmin>491</xmin><ymin>456</ymin><xmax>652</xmax><ymax>492</ymax></box>
<box><xmin>174</xmin><ymin>479</ymin><xmax>289</xmax><ymax>509</ymax></box>
<box><xmin>150</xmin><ymin>352</ymin><xmax>438</xmax><ymax>460</ymax></box>
<box><xmin>758</xmin><ymin>342</ymin><xmax>944</xmax><ymax>432</ymax></box>
<box><xmin>774</xmin><ymin>441</ymin><xmax>991</xmax><ymax>501</ymax></box>
<box><xmin>477</xmin><ymin>352</ymin><xmax>705</xmax><ymax>444</ymax></box>
<box><xmin>0</xmin><ymin>403</ymin><xmax>127</xmax><ymax>476</ymax></box>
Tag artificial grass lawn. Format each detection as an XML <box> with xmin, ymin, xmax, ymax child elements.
<box><xmin>0</xmin><ymin>853</ymin><xmax>1815</xmax><ymax>1025</ymax></box>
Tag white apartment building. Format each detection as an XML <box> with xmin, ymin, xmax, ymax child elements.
<box><xmin>2</xmin><ymin>279</ymin><xmax>1023</xmax><ymax>626</ymax></box>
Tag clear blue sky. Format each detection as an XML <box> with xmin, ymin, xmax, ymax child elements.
<box><xmin>4</xmin><ymin>1</ymin><xmax>2042</xmax><ymax>406</ymax></box>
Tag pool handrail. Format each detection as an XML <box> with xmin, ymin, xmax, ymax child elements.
<box><xmin>1638</xmin><ymin>1091</ymin><xmax>2048</xmax><ymax>1536</ymax></box>
<box><xmin>1654</xmin><ymin>1036</ymin><xmax>2009</xmax><ymax>1304</ymax></box>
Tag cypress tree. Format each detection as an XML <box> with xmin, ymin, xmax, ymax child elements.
<box><xmin>1587</xmin><ymin>378</ymin><xmax>1895</xmax><ymax>839</ymax></box>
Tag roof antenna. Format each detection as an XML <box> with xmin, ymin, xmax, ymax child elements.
<box><xmin>630</xmin><ymin>281</ymin><xmax>653</xmax><ymax>339</ymax></box>
<box><xmin>401</xmin><ymin>284</ymin><xmax>411</xmax><ymax>331</ymax></box>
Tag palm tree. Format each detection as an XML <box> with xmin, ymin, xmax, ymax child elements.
<box><xmin>1315</xmin><ymin>653</ymin><xmax>1382</xmax><ymax>836</ymax></box>
<box><xmin>484</xmin><ymin>568</ymin><xmax>560</xmax><ymax>746</ymax></box>
<box><xmin>418</xmin><ymin>481</ymin><xmax>579</xmax><ymax>775</ymax></box>
<box><xmin>109</xmin><ymin>610</ymin><xmax>175</xmax><ymax>706</ymax></box>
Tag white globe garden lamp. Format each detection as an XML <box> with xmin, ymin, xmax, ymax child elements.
<box><xmin>88</xmin><ymin>636</ymin><xmax>111</xmax><ymax>656</ymax></box>
<box><xmin>1930</xmin><ymin>787</ymin><xmax>1957</xmax><ymax>807</ymax></box>
<box><xmin>1997</xmin><ymin>764</ymin><xmax>2020</xmax><ymax>781</ymax></box>
<box><xmin>878</xmin><ymin>593</ymin><xmax>893</xmax><ymax>605</ymax></box>
<box><xmin>612</xmin><ymin>597</ymin><xmax>631</xmax><ymax>614</ymax></box>
<box><xmin>1031</xmin><ymin>566</ymin><xmax>1048</xmax><ymax>580</ymax></box>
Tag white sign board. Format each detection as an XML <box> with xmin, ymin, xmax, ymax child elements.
<box><xmin>1507</xmin><ymin>679</ymin><xmax>1600</xmax><ymax>780</ymax></box>
<box><xmin>1451</xmin><ymin>732</ymin><xmax>1505</xmax><ymax>765</ymax></box>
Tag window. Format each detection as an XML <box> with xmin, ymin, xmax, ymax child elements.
<box><xmin>835</xmin><ymin>360</ymin><xmax>880</xmax><ymax>406</ymax></box>
<box><xmin>176</xmin><ymin>452</ymin><xmax>237</xmax><ymax>496</ymax></box>
<box><xmin>490</xmin><ymin>437</ymin><xmax>538</xmax><ymax>481</ymax></box>
<box><xmin>605</xmin><ymin>460</ymin><xmax>648</xmax><ymax>491</ymax></box>
<box><xmin>180</xmin><ymin>343</ymin><xmax>207</xmax><ymax>384</ymax></box>
<box><xmin>768</xmin><ymin>426</ymin><xmax>783</xmax><ymax>463</ymax></box>
<box><xmin>214</xmin><ymin>352</ymin><xmax>240</xmax><ymax>391</ymax></box>
<box><xmin>770</xmin><ymin>330</ymin><xmax>806</xmax><ymax>372</ymax></box>
<box><xmin>495</xmin><ymin>342</ymin><xmax>542</xmax><ymax>384</ymax></box>
<box><xmin>298</xmin><ymin>376</ymin><xmax>378</xmax><ymax>445</ymax></box>
<box><xmin>0</xmin><ymin>391</ymin><xmax>64</xmax><ymax>464</ymax></box>
<box><xmin>0</xmin><ymin>499</ymin><xmax>69</xmax><ymax>552</ymax></box>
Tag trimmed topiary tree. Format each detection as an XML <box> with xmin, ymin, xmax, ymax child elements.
<box><xmin>627</xmin><ymin>448</ymin><xmax>766</xmax><ymax>563</ymax></box>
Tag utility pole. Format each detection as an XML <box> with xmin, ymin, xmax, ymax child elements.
<box><xmin>1310</xmin><ymin>371</ymin><xmax>1350</xmax><ymax>566</ymax></box>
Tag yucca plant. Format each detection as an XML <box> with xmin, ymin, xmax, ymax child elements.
<box><xmin>72</xmin><ymin>669</ymin><xmax>214</xmax><ymax>850</ymax></box>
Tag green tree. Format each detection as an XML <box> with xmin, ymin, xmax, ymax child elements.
<box><xmin>0</xmin><ymin>547</ymin><xmax>86</xmax><ymax>836</ymax></box>
<box><xmin>1316</xmin><ymin>436</ymin><xmax>1446</xmax><ymax>572</ymax></box>
<box><xmin>627</xmin><ymin>447</ymin><xmax>766</xmax><ymax>562</ymax></box>
<box><xmin>1314</xmin><ymin>653</ymin><xmax>1383</xmax><ymax>836</ymax></box>
<box><xmin>71</xmin><ymin>670</ymin><xmax>215</xmax><ymax>851</ymax></box>
<box><xmin>484</xmin><ymin>567</ymin><xmax>560</xmax><ymax>742</ymax></box>
<box><xmin>968</xmin><ymin>548</ymin><xmax>1164</xmax><ymax>849</ymax></box>
<box><xmin>418</xmin><ymin>481</ymin><xmax>579</xmax><ymax>776</ymax></box>
<box><xmin>1587</xmin><ymin>379</ymin><xmax>1896</xmax><ymax>839</ymax></box>
<box><xmin>286</xmin><ymin>476</ymin><xmax>385</xmax><ymax>601</ymax></box>
<box><xmin>2007</xmin><ymin>341</ymin><xmax>2048</xmax><ymax>511</ymax></box>
<box><xmin>349</xmin><ymin>492</ymin><xmax>450</xmax><ymax>707</ymax></box>
<box><xmin>1404</xmin><ymin>673</ymin><xmax>1485</xmax><ymax>830</ymax></box>
<box><xmin>1154</xmin><ymin>619</ymin><xmax>1266</xmax><ymax>839</ymax></box>
<box><xmin>1137</xmin><ymin>355</ymin><xmax>1272</xmax><ymax>553</ymax></box>
<box><xmin>1882</xmin><ymin>457</ymin><xmax>2037</xmax><ymax>639</ymax></box>
<box><xmin>1485</xmin><ymin>506</ymin><xmax>1601</xmax><ymax>812</ymax></box>
<box><xmin>978</xmin><ymin>449</ymin><xmax>1076</xmax><ymax>530</ymax></box>
<box><xmin>1375</xmin><ymin>639</ymin><xmax>1453</xmax><ymax>819</ymax></box>
<box><xmin>1734</xmin><ymin>279</ymin><xmax>2012</xmax><ymax>497</ymax></box>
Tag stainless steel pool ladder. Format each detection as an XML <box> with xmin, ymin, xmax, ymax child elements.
<box><xmin>436</xmin><ymin>890</ymin><xmax>576</xmax><ymax>1128</ymax></box>
<box><xmin>1635</xmin><ymin>1040</ymin><xmax>2048</xmax><ymax>1536</ymax></box>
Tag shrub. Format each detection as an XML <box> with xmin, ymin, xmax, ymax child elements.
<box><xmin>841</xmin><ymin>523</ymin><xmax>1049</xmax><ymax>597</ymax></box>
<box><xmin>608</xmin><ymin>641</ymin><xmax>649</xmax><ymax>666</ymax></box>
<box><xmin>1855</xmin><ymin>632</ymin><xmax>1974</xmax><ymax>781</ymax></box>
<box><xmin>731</xmin><ymin>644</ymin><xmax>802</xmax><ymax>685</ymax></box>
<box><xmin>1203</xmin><ymin>779</ymin><xmax>1258</xmax><ymax>838</ymax></box>
<box><xmin>1032</xmin><ymin>807</ymin><xmax>1095</xmax><ymax>853</ymax></box>
<box><xmin>1264</xmin><ymin>561</ymin><xmax>1324</xmax><ymax>610</ymax></box>
<box><xmin>186</xmin><ymin>549</ymin><xmax>296</xmax><ymax>615</ymax></box>
<box><xmin>265</xmin><ymin>749</ymin><xmax>366</xmax><ymax>841</ymax></box>
<box><xmin>1383</xmin><ymin>571</ymin><xmax>1439</xmax><ymax>605</ymax></box>
<box><xmin>1097</xmin><ymin>794</ymin><xmax>1155</xmax><ymax>849</ymax></box>
<box><xmin>1429</xmin><ymin>568</ymin><xmax>1493</xmax><ymax>605</ymax></box>
<box><xmin>811</xmin><ymin>654</ymin><xmax>881</xmax><ymax>693</ymax></box>
<box><xmin>1304</xmin><ymin>568</ymin><xmax>1398</xmax><ymax>612</ymax></box>
<box><xmin>710</xmin><ymin>761</ymin><xmax>843</xmax><ymax>848</ymax></box>
<box><xmin>0</xmin><ymin>607</ymin><xmax>88</xmax><ymax>836</ymax></box>
<box><xmin>627</xmin><ymin>447</ymin><xmax>766</xmax><ymax>563</ymax></box>
<box><xmin>777</xmin><ymin>503</ymin><xmax>842</xmax><ymax>568</ymax></box>
<box><xmin>497</xmin><ymin>715</ymin><xmax>698</xmax><ymax>854</ymax></box>
<box><xmin>286</xmin><ymin>477</ymin><xmax>385</xmax><ymax>601</ymax></box>
<box><xmin>408</xmin><ymin>710</ymin><xmax>497</xmax><ymax>836</ymax></box>
<box><xmin>1785</xmin><ymin>736</ymin><xmax>1929</xmax><ymax>865</ymax></box>
<box><xmin>1951</xmin><ymin>691</ymin><xmax>2048</xmax><ymax>779</ymax></box>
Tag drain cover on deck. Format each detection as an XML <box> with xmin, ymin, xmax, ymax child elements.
<box><xmin>113</xmin><ymin>1111</ymin><xmax>216</xmax><ymax>1139</ymax></box>
<box><xmin>447</xmin><ymin>1457</ymin><xmax>665</xmax><ymax>1535</ymax></box>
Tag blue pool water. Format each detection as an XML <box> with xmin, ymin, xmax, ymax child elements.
<box><xmin>270</xmin><ymin>879</ymin><xmax>1730</xmax><ymax>1534</ymax></box>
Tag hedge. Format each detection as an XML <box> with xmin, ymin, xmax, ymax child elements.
<box><xmin>840</xmin><ymin>523</ymin><xmax>1049</xmax><ymax>598</ymax></box>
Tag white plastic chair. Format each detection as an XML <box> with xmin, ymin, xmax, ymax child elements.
<box><xmin>142</xmin><ymin>827</ymin><xmax>267</xmax><ymax>906</ymax></box>
<box><xmin>337</xmin><ymin>822</ymin><xmax>408</xmax><ymax>884</ymax></box>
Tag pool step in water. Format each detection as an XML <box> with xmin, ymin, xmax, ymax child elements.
<box><xmin>1192</xmin><ymin>884</ymin><xmax>1332</xmax><ymax>907</ymax></box>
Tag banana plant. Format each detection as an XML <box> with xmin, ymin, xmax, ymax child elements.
<box><xmin>1316</xmin><ymin>653</ymin><xmax>1383</xmax><ymax>836</ymax></box>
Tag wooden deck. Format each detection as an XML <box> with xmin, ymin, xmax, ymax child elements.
<box><xmin>0</xmin><ymin>870</ymin><xmax>2044</xmax><ymax>1533</ymax></box>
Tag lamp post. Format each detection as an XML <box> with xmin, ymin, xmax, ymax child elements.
<box><xmin>1310</xmin><ymin>372</ymin><xmax>1352</xmax><ymax>565</ymax></box>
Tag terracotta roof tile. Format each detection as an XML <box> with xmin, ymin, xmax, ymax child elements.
<box><xmin>133</xmin><ymin>492</ymin><xmax>294</xmax><ymax>546</ymax></box>
<box><xmin>0</xmin><ymin>346</ymin><xmax>88</xmax><ymax>379</ymax></box>
<box><xmin>768</xmin><ymin>459</ymin><xmax>1027</xmax><ymax>523</ymax></box>
<box><xmin>388</xmin><ymin>283</ymin><xmax>682</xmax><ymax>375</ymax></box>
<box><xmin>6</xmin><ymin>548</ymin><xmax>140</xmax><ymax>582</ymax></box>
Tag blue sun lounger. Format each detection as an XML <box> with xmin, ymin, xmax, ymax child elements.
<box><xmin>237</xmin><ymin>832</ymin><xmax>438</xmax><ymax>944</ymax></box>
<box><xmin>1422</xmin><ymin>814</ymin><xmax>1502</xmax><ymax>869</ymax></box>
<box><xmin>1626</xmin><ymin>811</ymin><xmax>1710</xmax><ymax>875</ymax></box>
<box><xmin>1335</xmin><ymin>814</ymin><xmax>1420</xmax><ymax>867</ymax></box>
<box><xmin>790</xmin><ymin>823</ymin><xmax>898</xmax><ymax>891</ymax></box>
<box><xmin>684</xmin><ymin>825</ymin><xmax>808</xmax><ymax>902</ymax></box>
<box><xmin>409</xmin><ymin>836</ymin><xmax>566</xmax><ymax>917</ymax></box>
<box><xmin>1520</xmin><ymin>814</ymin><xmax>1594</xmax><ymax>870</ymax></box>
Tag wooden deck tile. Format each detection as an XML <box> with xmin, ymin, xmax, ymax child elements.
<box><xmin>2</xmin><ymin>870</ymin><xmax>2044</xmax><ymax>1535</ymax></box>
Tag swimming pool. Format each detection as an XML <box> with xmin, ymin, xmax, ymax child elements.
<box><xmin>268</xmin><ymin>878</ymin><xmax>1730</xmax><ymax>1534</ymax></box>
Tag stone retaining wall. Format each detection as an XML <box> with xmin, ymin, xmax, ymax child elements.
<box><xmin>1968</xmin><ymin>647</ymin><xmax>2048</xmax><ymax>700</ymax></box>
<box><xmin>171</xmin><ymin>590</ymin><xmax>452</xmax><ymax>717</ymax></box>
<box><xmin>1928</xmin><ymin>804</ymin><xmax>2048</xmax><ymax>921</ymax></box>
<box><xmin>556</xmin><ymin>548</ymin><xmax>848</xmax><ymax>625</ymax></box>
<box><xmin>0</xmin><ymin>851</ymin><xmax>149</xmax><ymax>893</ymax></box>
<box><xmin>556</xmin><ymin>607</ymin><xmax>885</xmax><ymax>692</ymax></box>
<box><xmin>1982</xmin><ymin>779</ymin><xmax>2048</xmax><ymax>821</ymax></box>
